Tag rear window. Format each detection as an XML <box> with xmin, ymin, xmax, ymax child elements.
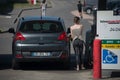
<box><xmin>19</xmin><ymin>20</ymin><xmax>64</xmax><ymax>33</ymax></box>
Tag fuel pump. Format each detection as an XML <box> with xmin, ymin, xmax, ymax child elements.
<box><xmin>84</xmin><ymin>0</ymin><xmax>107</xmax><ymax>69</ymax></box>
<box><xmin>93</xmin><ymin>0</ymin><xmax>120</xmax><ymax>78</ymax></box>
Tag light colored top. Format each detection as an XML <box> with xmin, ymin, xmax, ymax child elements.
<box><xmin>70</xmin><ymin>24</ymin><xmax>83</xmax><ymax>41</ymax></box>
<box><xmin>42</xmin><ymin>3</ymin><xmax>46</xmax><ymax>9</ymax></box>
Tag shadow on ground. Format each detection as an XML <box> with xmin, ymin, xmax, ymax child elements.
<box><xmin>111</xmin><ymin>71</ymin><xmax>120</xmax><ymax>77</ymax></box>
<box><xmin>0</xmin><ymin>54</ymin><xmax>12</xmax><ymax>70</ymax></box>
<box><xmin>0</xmin><ymin>54</ymin><xmax>77</xmax><ymax>70</ymax></box>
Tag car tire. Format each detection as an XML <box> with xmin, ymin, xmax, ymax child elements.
<box><xmin>12</xmin><ymin>58</ymin><xmax>20</xmax><ymax>70</ymax></box>
<box><xmin>86</xmin><ymin>8</ymin><xmax>92</xmax><ymax>14</ymax></box>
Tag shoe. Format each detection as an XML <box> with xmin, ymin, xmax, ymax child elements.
<box><xmin>76</xmin><ymin>65</ymin><xmax>79</xmax><ymax>71</ymax></box>
<box><xmin>81</xmin><ymin>67</ymin><xmax>85</xmax><ymax>70</ymax></box>
<box><xmin>76</xmin><ymin>67</ymin><xmax>79</xmax><ymax>71</ymax></box>
<box><xmin>79</xmin><ymin>64</ymin><xmax>85</xmax><ymax>70</ymax></box>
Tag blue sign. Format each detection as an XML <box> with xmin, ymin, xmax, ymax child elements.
<box><xmin>102</xmin><ymin>49</ymin><xmax>118</xmax><ymax>64</ymax></box>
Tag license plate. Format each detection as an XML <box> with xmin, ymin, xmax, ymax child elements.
<box><xmin>31</xmin><ymin>52</ymin><xmax>50</xmax><ymax>57</ymax></box>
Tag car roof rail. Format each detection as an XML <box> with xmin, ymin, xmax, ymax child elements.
<box><xmin>58</xmin><ymin>17</ymin><xmax>61</xmax><ymax>21</ymax></box>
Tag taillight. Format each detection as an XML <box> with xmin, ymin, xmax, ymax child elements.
<box><xmin>60</xmin><ymin>53</ymin><xmax>68</xmax><ymax>59</ymax></box>
<box><xmin>15</xmin><ymin>51</ymin><xmax>23</xmax><ymax>58</ymax></box>
<box><xmin>58</xmin><ymin>32</ymin><xmax>67</xmax><ymax>41</ymax></box>
<box><xmin>14</xmin><ymin>32</ymin><xmax>25</xmax><ymax>41</ymax></box>
<box><xmin>15</xmin><ymin>54</ymin><xmax>23</xmax><ymax>58</ymax></box>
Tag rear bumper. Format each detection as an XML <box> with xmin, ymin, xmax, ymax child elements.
<box><xmin>14</xmin><ymin>50</ymin><xmax>70</xmax><ymax>63</ymax></box>
<box><xmin>14</xmin><ymin>57</ymin><xmax>69</xmax><ymax>63</ymax></box>
<box><xmin>15</xmin><ymin>43</ymin><xmax>68</xmax><ymax>51</ymax></box>
<box><xmin>13</xmin><ymin>43</ymin><xmax>70</xmax><ymax>63</ymax></box>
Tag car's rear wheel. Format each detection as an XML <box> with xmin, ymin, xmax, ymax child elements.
<box><xmin>86</xmin><ymin>8</ymin><xmax>92</xmax><ymax>14</ymax></box>
<box><xmin>12</xmin><ymin>58</ymin><xmax>20</xmax><ymax>70</ymax></box>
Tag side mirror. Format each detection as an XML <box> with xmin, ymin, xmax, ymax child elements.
<box><xmin>8</xmin><ymin>28</ymin><xmax>15</xmax><ymax>34</ymax></box>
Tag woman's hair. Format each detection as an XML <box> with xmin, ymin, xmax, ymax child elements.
<box><xmin>74</xmin><ymin>16</ymin><xmax>80</xmax><ymax>24</ymax></box>
<box><xmin>42</xmin><ymin>0</ymin><xmax>46</xmax><ymax>3</ymax></box>
<box><xmin>78</xmin><ymin>1</ymin><xmax>81</xmax><ymax>3</ymax></box>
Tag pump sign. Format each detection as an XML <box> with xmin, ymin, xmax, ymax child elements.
<box><xmin>97</xmin><ymin>11</ymin><xmax>120</xmax><ymax>69</ymax></box>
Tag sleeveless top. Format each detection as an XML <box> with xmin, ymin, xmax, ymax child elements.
<box><xmin>70</xmin><ymin>25</ymin><xmax>83</xmax><ymax>41</ymax></box>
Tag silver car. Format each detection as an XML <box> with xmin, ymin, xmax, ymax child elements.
<box><xmin>9</xmin><ymin>16</ymin><xmax>70</xmax><ymax>69</ymax></box>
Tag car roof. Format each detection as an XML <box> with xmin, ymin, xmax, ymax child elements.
<box><xmin>20</xmin><ymin>16</ymin><xmax>63</xmax><ymax>22</ymax></box>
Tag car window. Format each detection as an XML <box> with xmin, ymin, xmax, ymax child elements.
<box><xmin>19</xmin><ymin>20</ymin><xmax>64</xmax><ymax>33</ymax></box>
<box><xmin>107</xmin><ymin>1</ymin><xmax>120</xmax><ymax>10</ymax></box>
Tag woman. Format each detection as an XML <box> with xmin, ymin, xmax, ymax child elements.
<box><xmin>70</xmin><ymin>16</ymin><xmax>84</xmax><ymax>71</ymax></box>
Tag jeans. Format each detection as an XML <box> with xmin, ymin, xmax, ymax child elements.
<box><xmin>73</xmin><ymin>38</ymin><xmax>83</xmax><ymax>67</ymax></box>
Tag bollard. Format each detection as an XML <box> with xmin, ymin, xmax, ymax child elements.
<box><xmin>93</xmin><ymin>39</ymin><xmax>101</xmax><ymax>79</ymax></box>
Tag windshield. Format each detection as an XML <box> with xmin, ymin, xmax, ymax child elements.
<box><xmin>19</xmin><ymin>20</ymin><xmax>64</xmax><ymax>33</ymax></box>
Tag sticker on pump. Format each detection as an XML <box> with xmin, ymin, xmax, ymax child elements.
<box><xmin>102</xmin><ymin>49</ymin><xmax>118</xmax><ymax>64</ymax></box>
